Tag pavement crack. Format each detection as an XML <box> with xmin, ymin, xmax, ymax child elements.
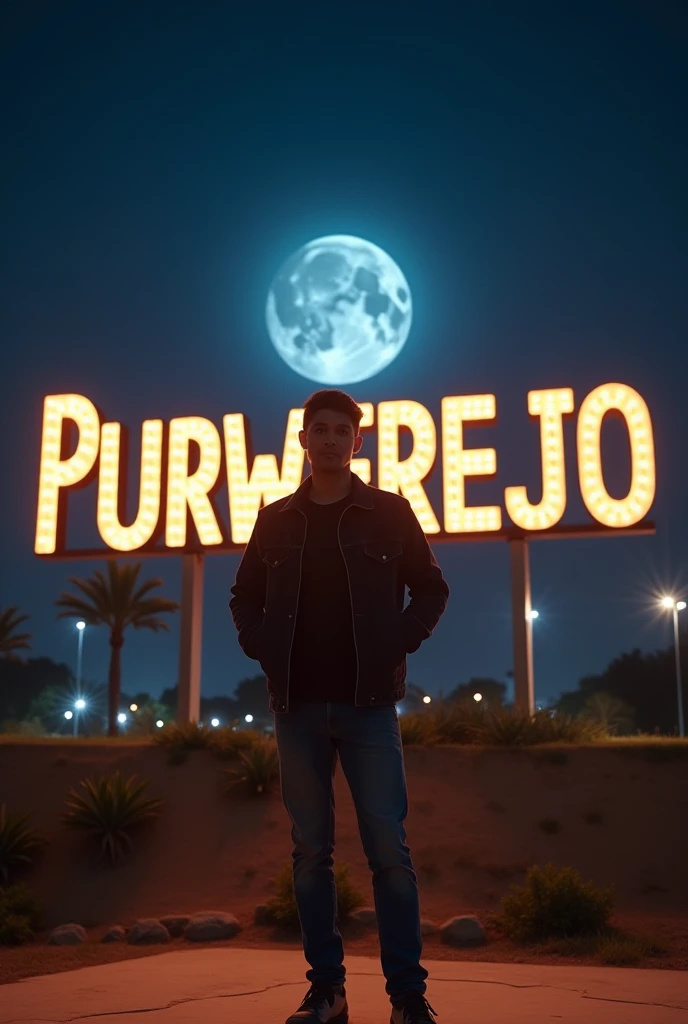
<box><xmin>3</xmin><ymin>972</ymin><xmax>685</xmax><ymax>1022</ymax></box>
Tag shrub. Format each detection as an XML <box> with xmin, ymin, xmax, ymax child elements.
<box><xmin>154</xmin><ymin>721</ymin><xmax>214</xmax><ymax>751</ymax></box>
<box><xmin>221</xmin><ymin>737</ymin><xmax>280</xmax><ymax>796</ymax></box>
<box><xmin>401</xmin><ymin>703</ymin><xmax>607</xmax><ymax>747</ymax></box>
<box><xmin>496</xmin><ymin>863</ymin><xmax>615</xmax><ymax>941</ymax></box>
<box><xmin>63</xmin><ymin>771</ymin><xmax>162</xmax><ymax>865</ymax></box>
<box><xmin>398</xmin><ymin>711</ymin><xmax>441</xmax><ymax>746</ymax></box>
<box><xmin>265</xmin><ymin>860</ymin><xmax>366</xmax><ymax>928</ymax></box>
<box><xmin>209</xmin><ymin>725</ymin><xmax>267</xmax><ymax>760</ymax></box>
<box><xmin>0</xmin><ymin>883</ymin><xmax>43</xmax><ymax>946</ymax></box>
<box><xmin>0</xmin><ymin>805</ymin><xmax>45</xmax><ymax>883</ymax></box>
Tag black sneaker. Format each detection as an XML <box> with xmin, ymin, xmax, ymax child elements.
<box><xmin>390</xmin><ymin>991</ymin><xmax>439</xmax><ymax>1023</ymax></box>
<box><xmin>285</xmin><ymin>981</ymin><xmax>348</xmax><ymax>1023</ymax></box>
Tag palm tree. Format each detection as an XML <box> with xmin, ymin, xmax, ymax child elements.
<box><xmin>56</xmin><ymin>562</ymin><xmax>179</xmax><ymax>737</ymax></box>
<box><xmin>0</xmin><ymin>607</ymin><xmax>31</xmax><ymax>656</ymax></box>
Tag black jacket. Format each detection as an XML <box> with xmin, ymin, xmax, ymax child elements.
<box><xmin>229</xmin><ymin>472</ymin><xmax>449</xmax><ymax>714</ymax></box>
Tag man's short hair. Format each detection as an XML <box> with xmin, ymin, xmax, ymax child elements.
<box><xmin>302</xmin><ymin>389</ymin><xmax>364</xmax><ymax>434</ymax></box>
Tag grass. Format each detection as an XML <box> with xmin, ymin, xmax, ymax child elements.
<box><xmin>535</xmin><ymin>928</ymin><xmax>669</xmax><ymax>965</ymax></box>
<box><xmin>2</xmin><ymin>716</ymin><xmax>687</xmax><ymax>754</ymax></box>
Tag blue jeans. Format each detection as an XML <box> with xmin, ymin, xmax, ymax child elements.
<box><xmin>273</xmin><ymin>701</ymin><xmax>428</xmax><ymax>1003</ymax></box>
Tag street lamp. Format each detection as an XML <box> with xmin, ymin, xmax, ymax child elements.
<box><xmin>117</xmin><ymin>712</ymin><xmax>127</xmax><ymax>725</ymax></box>
<box><xmin>73</xmin><ymin>697</ymin><xmax>86</xmax><ymax>737</ymax></box>
<box><xmin>660</xmin><ymin>597</ymin><xmax>686</xmax><ymax>737</ymax></box>
<box><xmin>75</xmin><ymin>620</ymin><xmax>86</xmax><ymax>699</ymax></box>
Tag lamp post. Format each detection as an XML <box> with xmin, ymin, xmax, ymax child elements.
<box><xmin>75</xmin><ymin>620</ymin><xmax>86</xmax><ymax>690</ymax></box>
<box><xmin>661</xmin><ymin>597</ymin><xmax>686</xmax><ymax>737</ymax></box>
<box><xmin>73</xmin><ymin>698</ymin><xmax>86</xmax><ymax>737</ymax></box>
<box><xmin>73</xmin><ymin>621</ymin><xmax>86</xmax><ymax>737</ymax></box>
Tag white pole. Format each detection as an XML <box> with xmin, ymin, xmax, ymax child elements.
<box><xmin>74</xmin><ymin>624</ymin><xmax>85</xmax><ymax>738</ymax></box>
<box><xmin>672</xmin><ymin>605</ymin><xmax>685</xmax><ymax>737</ymax></box>
<box><xmin>509</xmin><ymin>538</ymin><xmax>535</xmax><ymax>715</ymax></box>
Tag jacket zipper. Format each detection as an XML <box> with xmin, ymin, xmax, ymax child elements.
<box><xmin>337</xmin><ymin>506</ymin><xmax>360</xmax><ymax>705</ymax></box>
<box><xmin>285</xmin><ymin>509</ymin><xmax>307</xmax><ymax>711</ymax></box>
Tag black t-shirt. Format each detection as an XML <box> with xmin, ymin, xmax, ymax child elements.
<box><xmin>288</xmin><ymin>492</ymin><xmax>358</xmax><ymax>703</ymax></box>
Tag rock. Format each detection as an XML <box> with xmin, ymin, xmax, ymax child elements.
<box><xmin>349</xmin><ymin>907</ymin><xmax>377</xmax><ymax>926</ymax></box>
<box><xmin>160</xmin><ymin>914</ymin><xmax>191</xmax><ymax>938</ymax></box>
<box><xmin>127</xmin><ymin>919</ymin><xmax>171</xmax><ymax>945</ymax></box>
<box><xmin>102</xmin><ymin>926</ymin><xmax>126</xmax><ymax>943</ymax></box>
<box><xmin>49</xmin><ymin>923</ymin><xmax>87</xmax><ymax>945</ymax></box>
<box><xmin>254</xmin><ymin>903</ymin><xmax>275</xmax><ymax>926</ymax></box>
<box><xmin>184</xmin><ymin>912</ymin><xmax>241</xmax><ymax>942</ymax></box>
<box><xmin>420</xmin><ymin>918</ymin><xmax>439</xmax><ymax>936</ymax></box>
<box><xmin>439</xmin><ymin>915</ymin><xmax>486</xmax><ymax>947</ymax></box>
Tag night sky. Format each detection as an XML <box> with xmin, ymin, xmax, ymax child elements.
<box><xmin>2</xmin><ymin>3</ymin><xmax>687</xmax><ymax>709</ymax></box>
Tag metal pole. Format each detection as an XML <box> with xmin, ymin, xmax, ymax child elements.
<box><xmin>177</xmin><ymin>553</ymin><xmax>204</xmax><ymax>725</ymax></box>
<box><xmin>76</xmin><ymin>627</ymin><xmax>84</xmax><ymax>690</ymax></box>
<box><xmin>74</xmin><ymin>627</ymin><xmax>84</xmax><ymax>737</ymax></box>
<box><xmin>509</xmin><ymin>537</ymin><xmax>535</xmax><ymax>715</ymax></box>
<box><xmin>673</xmin><ymin>605</ymin><xmax>685</xmax><ymax>738</ymax></box>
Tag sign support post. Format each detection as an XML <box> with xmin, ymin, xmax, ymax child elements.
<box><xmin>177</xmin><ymin>553</ymin><xmax>204</xmax><ymax>725</ymax></box>
<box><xmin>509</xmin><ymin>537</ymin><xmax>535</xmax><ymax>715</ymax></box>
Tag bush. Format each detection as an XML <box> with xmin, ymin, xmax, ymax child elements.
<box><xmin>0</xmin><ymin>883</ymin><xmax>43</xmax><ymax>946</ymax></box>
<box><xmin>154</xmin><ymin>721</ymin><xmax>270</xmax><ymax>763</ymax></box>
<box><xmin>63</xmin><ymin>771</ymin><xmax>162</xmax><ymax>866</ymax></box>
<box><xmin>265</xmin><ymin>861</ymin><xmax>366</xmax><ymax>929</ymax></box>
<box><xmin>154</xmin><ymin>721</ymin><xmax>214</xmax><ymax>751</ymax></box>
<box><xmin>209</xmin><ymin>725</ymin><xmax>268</xmax><ymax>760</ymax></box>
<box><xmin>496</xmin><ymin>863</ymin><xmax>615</xmax><ymax>941</ymax></box>
<box><xmin>221</xmin><ymin>737</ymin><xmax>280</xmax><ymax>796</ymax></box>
<box><xmin>399</xmin><ymin>703</ymin><xmax>607</xmax><ymax>746</ymax></box>
<box><xmin>0</xmin><ymin>804</ymin><xmax>45</xmax><ymax>882</ymax></box>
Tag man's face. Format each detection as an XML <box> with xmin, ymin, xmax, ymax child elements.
<box><xmin>299</xmin><ymin>407</ymin><xmax>363</xmax><ymax>471</ymax></box>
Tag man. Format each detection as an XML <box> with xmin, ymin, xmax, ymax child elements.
<box><xmin>229</xmin><ymin>389</ymin><xmax>449</xmax><ymax>1024</ymax></box>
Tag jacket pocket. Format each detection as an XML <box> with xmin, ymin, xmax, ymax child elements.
<box><xmin>363</xmin><ymin>541</ymin><xmax>403</xmax><ymax>564</ymax></box>
<box><xmin>263</xmin><ymin>546</ymin><xmax>290</xmax><ymax>568</ymax></box>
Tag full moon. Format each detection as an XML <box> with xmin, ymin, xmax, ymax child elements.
<box><xmin>265</xmin><ymin>235</ymin><xmax>412</xmax><ymax>385</ymax></box>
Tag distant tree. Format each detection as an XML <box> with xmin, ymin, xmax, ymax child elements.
<box><xmin>0</xmin><ymin>607</ymin><xmax>31</xmax><ymax>657</ymax></box>
<box><xmin>581</xmin><ymin>691</ymin><xmax>635</xmax><ymax>735</ymax></box>
<box><xmin>231</xmin><ymin>674</ymin><xmax>270</xmax><ymax>715</ymax></box>
<box><xmin>0</xmin><ymin>657</ymin><xmax>74</xmax><ymax>726</ymax></box>
<box><xmin>399</xmin><ymin>682</ymin><xmax>431</xmax><ymax>713</ymax></box>
<box><xmin>56</xmin><ymin>562</ymin><xmax>179</xmax><ymax>737</ymax></box>
<box><xmin>447</xmin><ymin>677</ymin><xmax>507</xmax><ymax>708</ymax></box>
<box><xmin>556</xmin><ymin>640</ymin><xmax>687</xmax><ymax>734</ymax></box>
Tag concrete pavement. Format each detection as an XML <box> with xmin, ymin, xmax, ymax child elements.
<box><xmin>2</xmin><ymin>947</ymin><xmax>687</xmax><ymax>1023</ymax></box>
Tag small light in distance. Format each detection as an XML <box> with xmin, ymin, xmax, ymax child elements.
<box><xmin>117</xmin><ymin>712</ymin><xmax>127</xmax><ymax>724</ymax></box>
<box><xmin>677</xmin><ymin>601</ymin><xmax>687</xmax><ymax>611</ymax></box>
<box><xmin>76</xmin><ymin>621</ymin><xmax>86</xmax><ymax>631</ymax></box>
<box><xmin>75</xmin><ymin>699</ymin><xmax>86</xmax><ymax>710</ymax></box>
<box><xmin>473</xmin><ymin>693</ymin><xmax>483</xmax><ymax>702</ymax></box>
<box><xmin>130</xmin><ymin>703</ymin><xmax>138</xmax><ymax>711</ymax></box>
<box><xmin>422</xmin><ymin>695</ymin><xmax>431</xmax><ymax>704</ymax></box>
<box><xmin>211</xmin><ymin>717</ymin><xmax>220</xmax><ymax>727</ymax></box>
<box><xmin>64</xmin><ymin>710</ymin><xmax>73</xmax><ymax>720</ymax></box>
<box><xmin>156</xmin><ymin>720</ymin><xmax>164</xmax><ymax>728</ymax></box>
<box><xmin>527</xmin><ymin>609</ymin><xmax>539</xmax><ymax>620</ymax></box>
<box><xmin>660</xmin><ymin>596</ymin><xmax>675</xmax><ymax>608</ymax></box>
<box><xmin>245</xmin><ymin>714</ymin><xmax>253</xmax><ymax>723</ymax></box>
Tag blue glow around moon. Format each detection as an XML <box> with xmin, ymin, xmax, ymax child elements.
<box><xmin>265</xmin><ymin>235</ymin><xmax>413</xmax><ymax>385</ymax></box>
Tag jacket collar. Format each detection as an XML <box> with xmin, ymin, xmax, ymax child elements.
<box><xmin>280</xmin><ymin>471</ymin><xmax>374</xmax><ymax>512</ymax></box>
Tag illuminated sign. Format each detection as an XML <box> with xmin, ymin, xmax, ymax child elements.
<box><xmin>34</xmin><ymin>383</ymin><xmax>656</xmax><ymax>557</ymax></box>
